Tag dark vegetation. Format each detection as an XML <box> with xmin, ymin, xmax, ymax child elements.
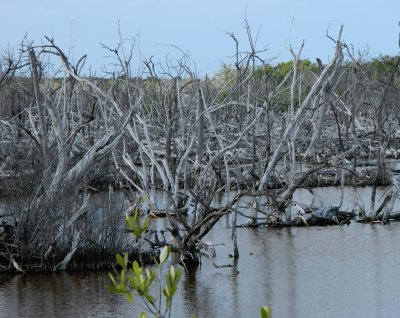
<box><xmin>0</xmin><ymin>24</ymin><xmax>400</xmax><ymax>272</ymax></box>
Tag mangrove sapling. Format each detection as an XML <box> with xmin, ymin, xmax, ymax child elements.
<box><xmin>107</xmin><ymin>245</ymin><xmax>182</xmax><ymax>318</ymax></box>
<box><xmin>109</xmin><ymin>210</ymin><xmax>181</xmax><ymax>318</ymax></box>
<box><xmin>125</xmin><ymin>205</ymin><xmax>151</xmax><ymax>264</ymax></box>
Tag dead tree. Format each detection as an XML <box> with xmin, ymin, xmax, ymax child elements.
<box><xmin>245</xmin><ymin>26</ymin><xmax>345</xmax><ymax>224</ymax></box>
<box><xmin>4</xmin><ymin>39</ymin><xmax>134</xmax><ymax>271</ymax></box>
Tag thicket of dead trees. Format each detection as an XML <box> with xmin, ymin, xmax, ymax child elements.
<box><xmin>0</xmin><ymin>25</ymin><xmax>400</xmax><ymax>270</ymax></box>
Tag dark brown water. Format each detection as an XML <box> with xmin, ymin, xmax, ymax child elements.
<box><xmin>1</xmin><ymin>187</ymin><xmax>400</xmax><ymax>317</ymax></box>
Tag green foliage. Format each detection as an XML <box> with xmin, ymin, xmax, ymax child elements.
<box><xmin>273</xmin><ymin>61</ymin><xmax>293</xmax><ymax>82</ymax></box>
<box><xmin>214</xmin><ymin>59</ymin><xmax>319</xmax><ymax>90</ymax></box>
<box><xmin>107</xmin><ymin>198</ymin><xmax>184</xmax><ymax>317</ymax></box>
<box><xmin>254</xmin><ymin>59</ymin><xmax>319</xmax><ymax>83</ymax></box>
<box><xmin>107</xmin><ymin>246</ymin><xmax>182</xmax><ymax>318</ymax></box>
<box><xmin>271</xmin><ymin>89</ymin><xmax>291</xmax><ymax>111</ymax></box>
<box><xmin>163</xmin><ymin>265</ymin><xmax>182</xmax><ymax>307</ymax></box>
<box><xmin>368</xmin><ymin>55</ymin><xmax>400</xmax><ymax>78</ymax></box>
<box><xmin>106</xmin><ymin>254</ymin><xmax>157</xmax><ymax>304</ymax></box>
<box><xmin>214</xmin><ymin>63</ymin><xmax>236</xmax><ymax>83</ymax></box>
<box><xmin>215</xmin><ymin>90</ymin><xmax>231</xmax><ymax>104</ymax></box>
<box><xmin>125</xmin><ymin>206</ymin><xmax>150</xmax><ymax>240</ymax></box>
<box><xmin>140</xmin><ymin>312</ymin><xmax>147</xmax><ymax>318</ymax></box>
<box><xmin>260</xmin><ymin>306</ymin><xmax>272</xmax><ymax>318</ymax></box>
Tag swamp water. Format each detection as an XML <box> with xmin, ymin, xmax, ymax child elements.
<box><xmin>1</xmin><ymin>186</ymin><xmax>400</xmax><ymax>318</ymax></box>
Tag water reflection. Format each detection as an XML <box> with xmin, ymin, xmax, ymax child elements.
<box><xmin>2</xmin><ymin>187</ymin><xmax>400</xmax><ymax>317</ymax></box>
<box><xmin>0</xmin><ymin>272</ymin><xmax>125</xmax><ymax>318</ymax></box>
<box><xmin>2</xmin><ymin>224</ymin><xmax>400</xmax><ymax>317</ymax></box>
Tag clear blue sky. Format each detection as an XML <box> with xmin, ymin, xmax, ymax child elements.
<box><xmin>0</xmin><ymin>0</ymin><xmax>399</xmax><ymax>76</ymax></box>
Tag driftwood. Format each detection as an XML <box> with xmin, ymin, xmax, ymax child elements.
<box><xmin>389</xmin><ymin>212</ymin><xmax>400</xmax><ymax>221</ymax></box>
<box><xmin>356</xmin><ymin>177</ymin><xmax>400</xmax><ymax>223</ymax></box>
<box><xmin>267</xmin><ymin>206</ymin><xmax>354</xmax><ymax>228</ymax></box>
<box><xmin>53</xmin><ymin>230</ymin><xmax>81</xmax><ymax>271</ymax></box>
<box><xmin>148</xmin><ymin>210</ymin><xmax>176</xmax><ymax>218</ymax></box>
<box><xmin>212</xmin><ymin>261</ymin><xmax>233</xmax><ymax>268</ymax></box>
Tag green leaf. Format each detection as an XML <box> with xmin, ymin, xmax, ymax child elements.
<box><xmin>159</xmin><ymin>246</ymin><xmax>170</xmax><ymax>264</ymax></box>
<box><xmin>163</xmin><ymin>286</ymin><xmax>170</xmax><ymax>299</ymax></box>
<box><xmin>145</xmin><ymin>294</ymin><xmax>155</xmax><ymax>304</ymax></box>
<box><xmin>106</xmin><ymin>284</ymin><xmax>127</xmax><ymax>295</ymax></box>
<box><xmin>133</xmin><ymin>261</ymin><xmax>141</xmax><ymax>276</ymax></box>
<box><xmin>124</xmin><ymin>252</ymin><xmax>129</xmax><ymax>266</ymax></box>
<box><xmin>125</xmin><ymin>213</ymin><xmax>133</xmax><ymax>229</ymax></box>
<box><xmin>120</xmin><ymin>269</ymin><xmax>125</xmax><ymax>283</ymax></box>
<box><xmin>166</xmin><ymin>265</ymin><xmax>181</xmax><ymax>290</ymax></box>
<box><xmin>169</xmin><ymin>265</ymin><xmax>175</xmax><ymax>278</ymax></box>
<box><xmin>260</xmin><ymin>306</ymin><xmax>272</xmax><ymax>318</ymax></box>
<box><xmin>126</xmin><ymin>292</ymin><xmax>133</xmax><ymax>303</ymax></box>
<box><xmin>116</xmin><ymin>283</ymin><xmax>127</xmax><ymax>293</ymax></box>
<box><xmin>132</xmin><ymin>210</ymin><xmax>138</xmax><ymax>223</ymax></box>
<box><xmin>108</xmin><ymin>273</ymin><xmax>117</xmax><ymax>286</ymax></box>
<box><xmin>168</xmin><ymin>286</ymin><xmax>177</xmax><ymax>300</ymax></box>
<box><xmin>145</xmin><ymin>268</ymin><xmax>152</xmax><ymax>279</ymax></box>
<box><xmin>140</xmin><ymin>195</ymin><xmax>148</xmax><ymax>204</ymax></box>
<box><xmin>105</xmin><ymin>285</ymin><xmax>119</xmax><ymax>294</ymax></box>
<box><xmin>143</xmin><ymin>216</ymin><xmax>150</xmax><ymax>230</ymax></box>
<box><xmin>174</xmin><ymin>268</ymin><xmax>182</xmax><ymax>285</ymax></box>
<box><xmin>116</xmin><ymin>254</ymin><xmax>125</xmax><ymax>268</ymax></box>
<box><xmin>140</xmin><ymin>312</ymin><xmax>147</xmax><ymax>318</ymax></box>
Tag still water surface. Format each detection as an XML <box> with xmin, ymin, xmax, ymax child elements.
<box><xmin>1</xmin><ymin>187</ymin><xmax>400</xmax><ymax>318</ymax></box>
